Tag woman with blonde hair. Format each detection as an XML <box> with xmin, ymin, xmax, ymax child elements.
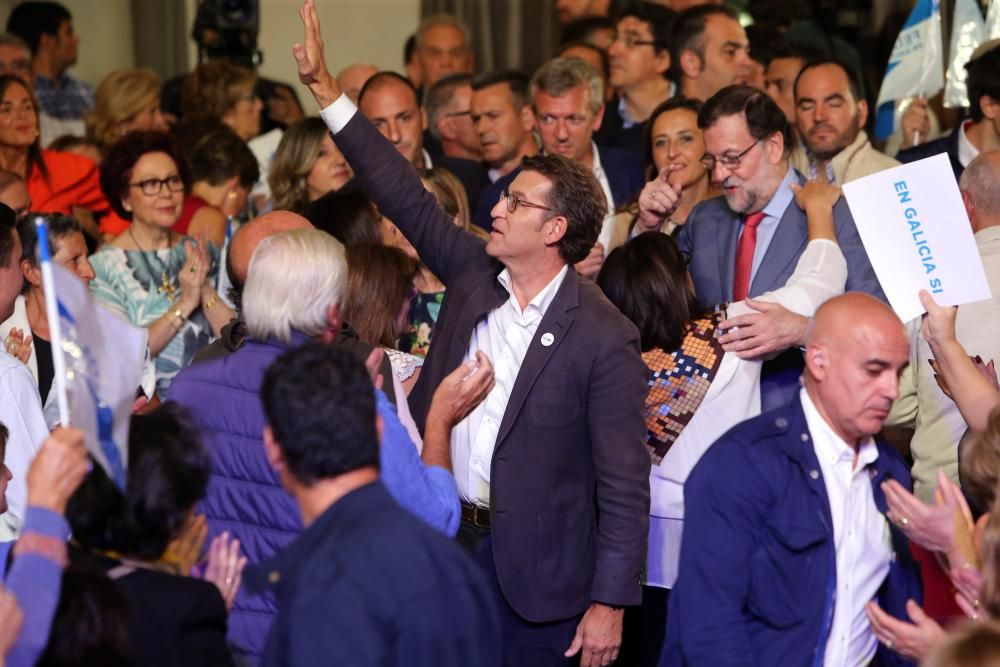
<box><xmin>181</xmin><ymin>62</ymin><xmax>261</xmax><ymax>142</ymax></box>
<box><xmin>267</xmin><ymin>117</ymin><xmax>352</xmax><ymax>213</ymax></box>
<box><xmin>85</xmin><ymin>68</ymin><xmax>168</xmax><ymax>154</ymax></box>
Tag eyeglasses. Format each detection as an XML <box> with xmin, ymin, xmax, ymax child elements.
<box><xmin>501</xmin><ymin>189</ymin><xmax>552</xmax><ymax>214</ymax></box>
<box><xmin>611</xmin><ymin>34</ymin><xmax>658</xmax><ymax>49</ymax></box>
<box><xmin>699</xmin><ymin>139</ymin><xmax>762</xmax><ymax>172</ymax></box>
<box><xmin>129</xmin><ymin>175</ymin><xmax>185</xmax><ymax>196</ymax></box>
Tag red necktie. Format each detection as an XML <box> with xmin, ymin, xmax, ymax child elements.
<box><xmin>732</xmin><ymin>211</ymin><xmax>766</xmax><ymax>302</ymax></box>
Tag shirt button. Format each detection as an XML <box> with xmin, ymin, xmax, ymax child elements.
<box><xmin>810</xmin><ymin>470</ymin><xmax>819</xmax><ymax>480</ymax></box>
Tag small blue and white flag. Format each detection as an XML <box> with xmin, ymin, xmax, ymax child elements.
<box><xmin>36</xmin><ymin>220</ymin><xmax>147</xmax><ymax>490</ymax></box>
<box><xmin>944</xmin><ymin>0</ymin><xmax>985</xmax><ymax>108</ymax></box>
<box><xmin>875</xmin><ymin>0</ymin><xmax>945</xmax><ymax>140</ymax></box>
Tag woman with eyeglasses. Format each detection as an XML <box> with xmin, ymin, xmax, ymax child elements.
<box><xmin>607</xmin><ymin>97</ymin><xmax>715</xmax><ymax>253</ymax></box>
<box><xmin>0</xmin><ymin>75</ymin><xmax>108</xmax><ymax>232</ymax></box>
<box><xmin>89</xmin><ymin>131</ymin><xmax>235</xmax><ymax>395</ymax></box>
<box><xmin>597</xmin><ymin>179</ymin><xmax>847</xmax><ymax>666</ymax></box>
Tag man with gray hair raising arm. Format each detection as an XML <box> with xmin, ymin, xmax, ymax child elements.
<box><xmin>294</xmin><ymin>2</ymin><xmax>651</xmax><ymax>665</ymax></box>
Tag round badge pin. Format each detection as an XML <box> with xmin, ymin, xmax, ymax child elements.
<box><xmin>541</xmin><ymin>332</ymin><xmax>554</xmax><ymax>347</ymax></box>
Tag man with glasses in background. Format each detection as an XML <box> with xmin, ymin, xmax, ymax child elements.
<box><xmin>597</xmin><ymin>2</ymin><xmax>676</xmax><ymax>157</ymax></box>
<box><xmin>639</xmin><ymin>84</ymin><xmax>883</xmax><ymax>409</ymax></box>
<box><xmin>293</xmin><ymin>2</ymin><xmax>650</xmax><ymax>663</ymax></box>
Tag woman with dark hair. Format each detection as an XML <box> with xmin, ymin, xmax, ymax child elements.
<box><xmin>66</xmin><ymin>404</ymin><xmax>243</xmax><ymax>667</ymax></box>
<box><xmin>173</xmin><ymin>123</ymin><xmax>259</xmax><ymax>246</ymax></box>
<box><xmin>343</xmin><ymin>243</ymin><xmax>423</xmax><ymax>395</ymax></box>
<box><xmin>607</xmin><ymin>97</ymin><xmax>715</xmax><ymax>252</ymax></box>
<box><xmin>89</xmin><ymin>131</ymin><xmax>235</xmax><ymax>394</ymax></box>
<box><xmin>303</xmin><ymin>187</ymin><xmax>382</xmax><ymax>246</ymax></box>
<box><xmin>0</xmin><ymin>75</ymin><xmax>108</xmax><ymax>235</ymax></box>
<box><xmin>598</xmin><ymin>181</ymin><xmax>847</xmax><ymax>665</ymax></box>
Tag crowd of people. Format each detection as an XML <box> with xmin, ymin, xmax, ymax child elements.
<box><xmin>0</xmin><ymin>0</ymin><xmax>999</xmax><ymax>665</ymax></box>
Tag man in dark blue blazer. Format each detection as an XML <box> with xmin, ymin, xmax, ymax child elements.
<box><xmin>646</xmin><ymin>85</ymin><xmax>883</xmax><ymax>408</ymax></box>
<box><xmin>293</xmin><ymin>7</ymin><xmax>651</xmax><ymax>665</ymax></box>
<box><xmin>662</xmin><ymin>293</ymin><xmax>922</xmax><ymax>667</ymax></box>
<box><xmin>473</xmin><ymin>57</ymin><xmax>645</xmax><ymax>253</ymax></box>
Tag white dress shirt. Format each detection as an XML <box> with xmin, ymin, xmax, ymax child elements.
<box><xmin>453</xmin><ymin>265</ymin><xmax>569</xmax><ymax>506</ymax></box>
<box><xmin>592</xmin><ymin>142</ymin><xmax>620</xmax><ymax>252</ymax></box>
<box><xmin>801</xmin><ymin>388</ymin><xmax>892</xmax><ymax>667</ymax></box>
<box><xmin>0</xmin><ymin>350</ymin><xmax>48</xmax><ymax>540</ymax></box>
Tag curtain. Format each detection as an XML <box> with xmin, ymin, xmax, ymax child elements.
<box><xmin>421</xmin><ymin>0</ymin><xmax>561</xmax><ymax>75</ymax></box>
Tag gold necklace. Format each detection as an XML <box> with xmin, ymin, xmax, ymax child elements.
<box><xmin>128</xmin><ymin>227</ymin><xmax>177</xmax><ymax>303</ymax></box>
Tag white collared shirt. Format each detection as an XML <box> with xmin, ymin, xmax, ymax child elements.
<box><xmin>591</xmin><ymin>142</ymin><xmax>620</xmax><ymax>251</ymax></box>
<box><xmin>800</xmin><ymin>388</ymin><xmax>892</xmax><ymax>667</ymax></box>
<box><xmin>454</xmin><ymin>265</ymin><xmax>569</xmax><ymax>506</ymax></box>
<box><xmin>957</xmin><ymin>120</ymin><xmax>979</xmax><ymax>168</ymax></box>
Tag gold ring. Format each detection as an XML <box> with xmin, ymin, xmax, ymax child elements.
<box><xmin>900</xmin><ymin>517</ymin><xmax>909</xmax><ymax>526</ymax></box>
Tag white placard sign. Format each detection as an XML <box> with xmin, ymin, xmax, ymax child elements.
<box><xmin>842</xmin><ymin>153</ymin><xmax>991</xmax><ymax>322</ymax></box>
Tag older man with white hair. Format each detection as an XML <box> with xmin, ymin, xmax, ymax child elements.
<box><xmin>168</xmin><ymin>228</ymin><xmax>492</xmax><ymax>663</ymax></box>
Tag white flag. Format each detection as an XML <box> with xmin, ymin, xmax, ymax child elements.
<box><xmin>875</xmin><ymin>0</ymin><xmax>945</xmax><ymax>140</ymax></box>
<box><xmin>47</xmin><ymin>261</ymin><xmax>146</xmax><ymax>489</ymax></box>
<box><xmin>987</xmin><ymin>0</ymin><xmax>1000</xmax><ymax>38</ymax></box>
<box><xmin>944</xmin><ymin>0</ymin><xmax>986</xmax><ymax>108</ymax></box>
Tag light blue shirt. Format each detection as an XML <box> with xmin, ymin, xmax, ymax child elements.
<box><xmin>744</xmin><ymin>167</ymin><xmax>797</xmax><ymax>284</ymax></box>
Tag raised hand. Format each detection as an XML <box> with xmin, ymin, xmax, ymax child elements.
<box><xmin>636</xmin><ymin>167</ymin><xmax>682</xmax><ymax>232</ymax></box>
<box><xmin>292</xmin><ymin>0</ymin><xmax>342</xmax><ymax>108</ymax></box>
<box><xmin>3</xmin><ymin>328</ymin><xmax>32</xmax><ymax>365</ymax></box>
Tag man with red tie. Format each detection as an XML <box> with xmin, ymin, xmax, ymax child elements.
<box><xmin>641</xmin><ymin>84</ymin><xmax>884</xmax><ymax>409</ymax></box>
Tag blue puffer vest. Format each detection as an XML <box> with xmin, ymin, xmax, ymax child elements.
<box><xmin>167</xmin><ymin>333</ymin><xmax>311</xmax><ymax>662</ymax></box>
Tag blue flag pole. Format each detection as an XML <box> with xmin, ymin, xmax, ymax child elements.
<box><xmin>34</xmin><ymin>216</ymin><xmax>70</xmax><ymax>426</ymax></box>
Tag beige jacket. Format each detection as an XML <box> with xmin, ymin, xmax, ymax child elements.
<box><xmin>790</xmin><ymin>131</ymin><xmax>899</xmax><ymax>185</ymax></box>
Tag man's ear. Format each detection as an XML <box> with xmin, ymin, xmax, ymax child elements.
<box><xmin>520</xmin><ymin>104</ymin><xmax>536</xmax><ymax>132</ymax></box>
<box><xmin>679</xmin><ymin>49</ymin><xmax>703</xmax><ymax>79</ymax></box>
<box><xmin>318</xmin><ymin>303</ymin><xmax>342</xmax><ymax>343</ymax></box>
<box><xmin>262</xmin><ymin>425</ymin><xmax>285</xmax><ymax>472</ymax></box>
<box><xmin>856</xmin><ymin>99</ymin><xmax>869</xmax><ymax>130</ymax></box>
<box><xmin>805</xmin><ymin>344</ymin><xmax>827</xmax><ymax>381</ymax></box>
<box><xmin>654</xmin><ymin>49</ymin><xmax>671</xmax><ymax>77</ymax></box>
<box><xmin>544</xmin><ymin>215</ymin><xmax>569</xmax><ymax>246</ymax></box>
<box><xmin>980</xmin><ymin>95</ymin><xmax>1000</xmax><ymax>122</ymax></box>
<box><xmin>591</xmin><ymin>103</ymin><xmax>606</xmax><ymax>133</ymax></box>
<box><xmin>421</xmin><ymin>107</ymin><xmax>429</xmax><ymax>132</ymax></box>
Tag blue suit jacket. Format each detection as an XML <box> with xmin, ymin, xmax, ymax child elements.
<box><xmin>661</xmin><ymin>396</ymin><xmax>922</xmax><ymax>667</ymax></box>
<box><xmin>676</xmin><ymin>173</ymin><xmax>885</xmax><ymax>308</ymax></box>
<box><xmin>472</xmin><ymin>145</ymin><xmax>645</xmax><ymax>229</ymax></box>
<box><xmin>247</xmin><ymin>483</ymin><xmax>501</xmax><ymax>667</ymax></box>
<box><xmin>897</xmin><ymin>122</ymin><xmax>964</xmax><ymax>180</ymax></box>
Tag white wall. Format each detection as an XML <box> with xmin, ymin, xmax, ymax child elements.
<box><xmin>187</xmin><ymin>0</ymin><xmax>420</xmax><ymax>114</ymax></box>
<box><xmin>0</xmin><ymin>0</ymin><xmax>136</xmax><ymax>87</ymax></box>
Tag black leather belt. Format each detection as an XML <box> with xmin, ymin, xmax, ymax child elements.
<box><xmin>461</xmin><ymin>502</ymin><xmax>491</xmax><ymax>528</ymax></box>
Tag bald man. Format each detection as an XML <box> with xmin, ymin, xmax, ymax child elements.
<box><xmin>664</xmin><ymin>293</ymin><xmax>922</xmax><ymax>667</ymax></box>
<box><xmin>336</xmin><ymin>63</ymin><xmax>377</xmax><ymax>104</ymax></box>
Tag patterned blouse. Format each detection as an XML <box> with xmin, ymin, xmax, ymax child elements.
<box><xmin>89</xmin><ymin>241</ymin><xmax>219</xmax><ymax>396</ymax></box>
<box><xmin>398</xmin><ymin>290</ymin><xmax>445</xmax><ymax>358</ymax></box>
<box><xmin>642</xmin><ymin>312</ymin><xmax>726</xmax><ymax>465</ymax></box>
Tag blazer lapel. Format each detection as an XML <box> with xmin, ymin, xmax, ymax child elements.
<box><xmin>718</xmin><ymin>210</ymin><xmax>741</xmax><ymax>303</ymax></box>
<box><xmin>493</xmin><ymin>271</ymin><xmax>579</xmax><ymax>449</ymax></box>
<box><xmin>749</xmin><ymin>200</ymin><xmax>808</xmax><ymax>297</ymax></box>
